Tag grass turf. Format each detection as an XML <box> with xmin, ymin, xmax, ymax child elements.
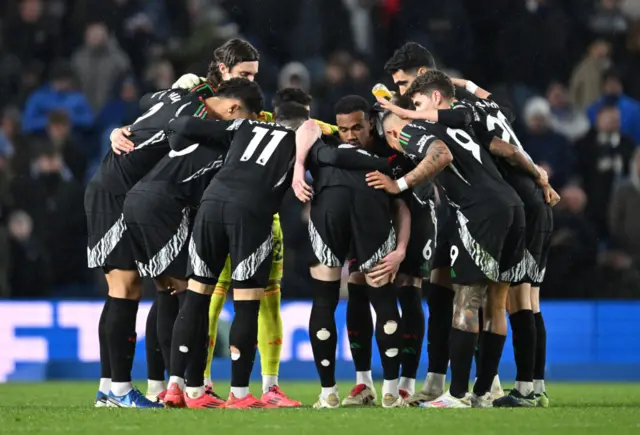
<box><xmin>1</xmin><ymin>382</ymin><xmax>639</xmax><ymax>435</ymax></box>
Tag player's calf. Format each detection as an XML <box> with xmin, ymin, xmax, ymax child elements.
<box><xmin>396</xmin><ymin>278</ymin><xmax>425</xmax><ymax>397</ymax></box>
<box><xmin>365</xmin><ymin>273</ymin><xmax>404</xmax><ymax>406</ymax></box>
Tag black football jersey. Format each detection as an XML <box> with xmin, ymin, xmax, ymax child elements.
<box><xmin>306</xmin><ymin>138</ymin><xmax>391</xmax><ymax>197</ymax></box>
<box><xmin>401</xmin><ymin>107</ymin><xmax>522</xmax><ymax>212</ymax></box>
<box><xmin>464</xmin><ymin>96</ymin><xmax>544</xmax><ymax>207</ymax></box>
<box><xmin>90</xmin><ymin>85</ymin><xmax>214</xmax><ymax>195</ymax></box>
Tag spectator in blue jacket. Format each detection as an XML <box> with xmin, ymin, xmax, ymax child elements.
<box><xmin>21</xmin><ymin>61</ymin><xmax>94</xmax><ymax>134</ymax></box>
<box><xmin>587</xmin><ymin>69</ymin><xmax>640</xmax><ymax>144</ymax></box>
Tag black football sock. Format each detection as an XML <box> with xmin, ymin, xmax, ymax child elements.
<box><xmin>510</xmin><ymin>310</ymin><xmax>536</xmax><ymax>383</ymax></box>
<box><xmin>534</xmin><ymin>312</ymin><xmax>547</xmax><ymax>380</ymax></box>
<box><xmin>368</xmin><ymin>283</ymin><xmax>402</xmax><ymax>381</ymax></box>
<box><xmin>346</xmin><ymin>282</ymin><xmax>373</xmax><ymax>372</ymax></box>
<box><xmin>473</xmin><ymin>331</ymin><xmax>506</xmax><ymax>396</ymax></box>
<box><xmin>145</xmin><ymin>298</ymin><xmax>165</xmax><ymax>381</ymax></box>
<box><xmin>474</xmin><ymin>308</ymin><xmax>484</xmax><ymax>375</ymax></box>
<box><xmin>170</xmin><ymin>290</ymin><xmax>209</xmax><ymax>380</ymax></box>
<box><xmin>397</xmin><ymin>285</ymin><xmax>425</xmax><ymax>380</ymax></box>
<box><xmin>426</xmin><ymin>284</ymin><xmax>453</xmax><ymax>374</ymax></box>
<box><xmin>449</xmin><ymin>328</ymin><xmax>478</xmax><ymax>398</ymax></box>
<box><xmin>98</xmin><ymin>297</ymin><xmax>112</xmax><ymax>380</ymax></box>
<box><xmin>309</xmin><ymin>278</ymin><xmax>340</xmax><ymax>387</ymax></box>
<box><xmin>106</xmin><ymin>297</ymin><xmax>140</xmax><ymax>383</ymax></box>
<box><xmin>157</xmin><ymin>290</ymin><xmax>180</xmax><ymax>371</ymax></box>
<box><xmin>177</xmin><ymin>291</ymin><xmax>186</xmax><ymax>308</ymax></box>
<box><xmin>229</xmin><ymin>300</ymin><xmax>260</xmax><ymax>388</ymax></box>
<box><xmin>185</xmin><ymin>293</ymin><xmax>212</xmax><ymax>388</ymax></box>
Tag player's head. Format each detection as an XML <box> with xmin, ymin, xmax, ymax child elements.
<box><xmin>381</xmin><ymin>95</ymin><xmax>414</xmax><ymax>153</ymax></box>
<box><xmin>334</xmin><ymin>95</ymin><xmax>373</xmax><ymax>148</ymax></box>
<box><xmin>406</xmin><ymin>70</ymin><xmax>455</xmax><ymax>111</ymax></box>
<box><xmin>207</xmin><ymin>78</ymin><xmax>264</xmax><ymax>120</ymax></box>
<box><xmin>207</xmin><ymin>39</ymin><xmax>260</xmax><ymax>86</ymax></box>
<box><xmin>384</xmin><ymin>42</ymin><xmax>437</xmax><ymax>95</ymax></box>
<box><xmin>275</xmin><ymin>102</ymin><xmax>310</xmax><ymax>130</ymax></box>
<box><xmin>272</xmin><ymin>88</ymin><xmax>312</xmax><ymax>113</ymax></box>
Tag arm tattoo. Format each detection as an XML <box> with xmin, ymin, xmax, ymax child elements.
<box><xmin>490</xmin><ymin>137</ymin><xmax>539</xmax><ymax>180</ymax></box>
<box><xmin>452</xmin><ymin>284</ymin><xmax>486</xmax><ymax>333</ymax></box>
<box><xmin>405</xmin><ymin>140</ymin><xmax>453</xmax><ymax>188</ymax></box>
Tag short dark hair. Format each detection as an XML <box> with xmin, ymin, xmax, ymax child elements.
<box><xmin>334</xmin><ymin>95</ymin><xmax>370</xmax><ymax>118</ymax></box>
<box><xmin>207</xmin><ymin>39</ymin><xmax>260</xmax><ymax>85</ymax></box>
<box><xmin>275</xmin><ymin>102</ymin><xmax>310</xmax><ymax>128</ymax></box>
<box><xmin>384</xmin><ymin>42</ymin><xmax>437</xmax><ymax>75</ymax></box>
<box><xmin>272</xmin><ymin>88</ymin><xmax>312</xmax><ymax>109</ymax></box>
<box><xmin>381</xmin><ymin>94</ymin><xmax>415</xmax><ymax>126</ymax></box>
<box><xmin>602</xmin><ymin>67</ymin><xmax>622</xmax><ymax>83</ymax></box>
<box><xmin>406</xmin><ymin>70</ymin><xmax>455</xmax><ymax>100</ymax></box>
<box><xmin>215</xmin><ymin>78</ymin><xmax>264</xmax><ymax>116</ymax></box>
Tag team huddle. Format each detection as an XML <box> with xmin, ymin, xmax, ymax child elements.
<box><xmin>87</xmin><ymin>39</ymin><xmax>555</xmax><ymax>409</ymax></box>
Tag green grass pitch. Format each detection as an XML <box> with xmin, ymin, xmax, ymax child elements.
<box><xmin>1</xmin><ymin>382</ymin><xmax>639</xmax><ymax>435</ymax></box>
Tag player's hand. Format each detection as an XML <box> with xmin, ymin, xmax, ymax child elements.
<box><xmin>375</xmin><ymin>96</ymin><xmax>414</xmax><ymax>119</ymax></box>
<box><xmin>367</xmin><ymin>249</ymin><xmax>405</xmax><ymax>283</ymax></box>
<box><xmin>172</xmin><ymin>73</ymin><xmax>204</xmax><ymax>89</ymax></box>
<box><xmin>110</xmin><ymin>126</ymin><xmax>134</xmax><ymax>155</ymax></box>
<box><xmin>546</xmin><ymin>186</ymin><xmax>561</xmax><ymax>207</ymax></box>
<box><xmin>535</xmin><ymin>164</ymin><xmax>549</xmax><ymax>188</ymax></box>
<box><xmin>292</xmin><ymin>163</ymin><xmax>313</xmax><ymax>202</ymax></box>
<box><xmin>366</xmin><ymin>171</ymin><xmax>400</xmax><ymax>194</ymax></box>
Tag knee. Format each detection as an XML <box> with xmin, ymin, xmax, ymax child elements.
<box><xmin>107</xmin><ymin>270</ymin><xmax>143</xmax><ymax>300</ymax></box>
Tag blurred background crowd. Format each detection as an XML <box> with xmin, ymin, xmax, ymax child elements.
<box><xmin>0</xmin><ymin>0</ymin><xmax>639</xmax><ymax>299</ymax></box>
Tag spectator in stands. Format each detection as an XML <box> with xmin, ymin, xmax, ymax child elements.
<box><xmin>2</xmin><ymin>0</ymin><xmax>58</xmax><ymax>70</ymax></box>
<box><xmin>142</xmin><ymin>59</ymin><xmax>175</xmax><ymax>95</ymax></box>
<box><xmin>587</xmin><ymin>68</ymin><xmax>640</xmax><ymax>144</ymax></box>
<box><xmin>21</xmin><ymin>60</ymin><xmax>94</xmax><ymax>134</ymax></box>
<box><xmin>609</xmin><ymin>149</ymin><xmax>640</xmax><ymax>264</ymax></box>
<box><xmin>589</xmin><ymin>0</ymin><xmax>630</xmax><ymax>50</ymax></box>
<box><xmin>72</xmin><ymin>22</ymin><xmax>131</xmax><ymax>112</ymax></box>
<box><xmin>7</xmin><ymin>210</ymin><xmax>51</xmax><ymax>297</ymax></box>
<box><xmin>620</xmin><ymin>20</ymin><xmax>640</xmax><ymax>101</ymax></box>
<box><xmin>547</xmin><ymin>81</ymin><xmax>590</xmax><ymax>142</ymax></box>
<box><xmin>575</xmin><ymin>105</ymin><xmax>635</xmax><ymax>236</ymax></box>
<box><xmin>0</xmin><ymin>32</ymin><xmax>24</xmax><ymax>111</ymax></box>
<box><xmin>544</xmin><ymin>185</ymin><xmax>599</xmax><ymax>298</ymax></box>
<box><xmin>521</xmin><ymin>97</ymin><xmax>574</xmax><ymax>189</ymax></box>
<box><xmin>43</xmin><ymin>111</ymin><xmax>87</xmax><ymax>183</ymax></box>
<box><xmin>96</xmin><ymin>76</ymin><xmax>141</xmax><ymax>142</ymax></box>
<box><xmin>570</xmin><ymin>40</ymin><xmax>612</xmax><ymax>110</ymax></box>
<box><xmin>9</xmin><ymin>146</ymin><xmax>87</xmax><ymax>288</ymax></box>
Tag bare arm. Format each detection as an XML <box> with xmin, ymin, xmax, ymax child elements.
<box><xmin>392</xmin><ymin>198</ymin><xmax>411</xmax><ymax>254</ymax></box>
<box><xmin>292</xmin><ymin>120</ymin><xmax>322</xmax><ymax>202</ymax></box>
<box><xmin>450</xmin><ymin>77</ymin><xmax>491</xmax><ymax>100</ymax></box>
<box><xmin>404</xmin><ymin>140</ymin><xmax>453</xmax><ymax>188</ymax></box>
<box><xmin>488</xmin><ymin>137</ymin><xmax>546</xmax><ymax>186</ymax></box>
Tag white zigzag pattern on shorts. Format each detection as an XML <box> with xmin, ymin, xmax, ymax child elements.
<box><xmin>308</xmin><ymin>219</ymin><xmax>341</xmax><ymax>267</ymax></box>
<box><xmin>232</xmin><ymin>234</ymin><xmax>273</xmax><ymax>281</ymax></box>
<box><xmin>189</xmin><ymin>235</ymin><xmax>214</xmax><ymax>278</ymax></box>
<box><xmin>456</xmin><ymin>210</ymin><xmax>500</xmax><ymax>282</ymax></box>
<box><xmin>135</xmin><ymin>208</ymin><xmax>190</xmax><ymax>277</ymax></box>
<box><xmin>358</xmin><ymin>226</ymin><xmax>397</xmax><ymax>272</ymax></box>
<box><xmin>87</xmin><ymin>214</ymin><xmax>127</xmax><ymax>268</ymax></box>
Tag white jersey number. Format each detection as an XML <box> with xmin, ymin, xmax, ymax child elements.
<box><xmin>486</xmin><ymin>111</ymin><xmax>522</xmax><ymax>149</ymax></box>
<box><xmin>241</xmin><ymin>127</ymin><xmax>288</xmax><ymax>166</ymax></box>
<box><xmin>132</xmin><ymin>102</ymin><xmax>164</xmax><ymax>126</ymax></box>
<box><xmin>446</xmin><ymin>127</ymin><xmax>482</xmax><ymax>163</ymax></box>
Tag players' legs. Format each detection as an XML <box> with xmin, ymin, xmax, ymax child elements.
<box><xmin>395</xmin><ymin>273</ymin><xmax>425</xmax><ymax>397</ymax></box>
<box><xmin>531</xmin><ymin>286</ymin><xmax>549</xmax><ymax>405</ymax></box>
<box><xmin>309</xmin><ymin>264</ymin><xmax>342</xmax><ymax>408</ymax></box>
<box><xmin>204</xmin><ymin>256</ymin><xmax>231</xmax><ymax>386</ymax></box>
<box><xmin>342</xmin><ymin>271</ymin><xmax>376</xmax><ymax>405</ymax></box>
<box><xmin>145</xmin><ymin>296</ymin><xmax>166</xmax><ymax>399</ymax></box>
<box><xmin>258</xmin><ymin>216</ymin><xmax>287</xmax><ymax>400</ymax></box>
<box><xmin>166</xmin><ymin>200</ymin><xmax>228</xmax><ymax>408</ymax></box>
<box><xmin>507</xmin><ymin>283</ymin><xmax>536</xmax><ymax>397</ymax></box>
<box><xmin>422</xmin><ymin>269</ymin><xmax>454</xmax><ymax>400</ymax></box>
<box><xmin>104</xmin><ymin>269</ymin><xmax>144</xmax><ymax>399</ymax></box>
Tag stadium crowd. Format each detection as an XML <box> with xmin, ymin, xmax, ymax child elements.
<box><xmin>0</xmin><ymin>0</ymin><xmax>639</xmax><ymax>299</ymax></box>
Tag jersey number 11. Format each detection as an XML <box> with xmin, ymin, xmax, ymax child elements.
<box><xmin>241</xmin><ymin>126</ymin><xmax>288</xmax><ymax>166</ymax></box>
